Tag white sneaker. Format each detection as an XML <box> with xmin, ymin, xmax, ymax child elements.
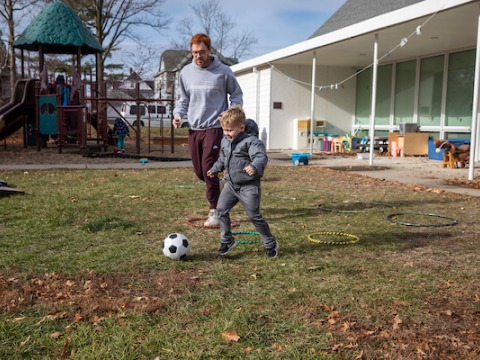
<box><xmin>204</xmin><ymin>209</ymin><xmax>219</xmax><ymax>227</ymax></box>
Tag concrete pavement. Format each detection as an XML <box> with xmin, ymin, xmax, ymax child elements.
<box><xmin>1</xmin><ymin>152</ymin><xmax>479</xmax><ymax>197</ymax></box>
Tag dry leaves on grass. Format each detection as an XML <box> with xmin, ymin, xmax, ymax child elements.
<box><xmin>221</xmin><ymin>331</ymin><xmax>240</xmax><ymax>344</ymax></box>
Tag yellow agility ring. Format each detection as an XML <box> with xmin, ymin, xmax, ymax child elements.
<box><xmin>307</xmin><ymin>231</ymin><xmax>359</xmax><ymax>245</ymax></box>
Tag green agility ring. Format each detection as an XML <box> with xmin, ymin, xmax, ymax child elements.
<box><xmin>386</xmin><ymin>212</ymin><xmax>458</xmax><ymax>227</ymax></box>
<box><xmin>233</xmin><ymin>231</ymin><xmax>261</xmax><ymax>244</ymax></box>
<box><xmin>308</xmin><ymin>231</ymin><xmax>359</xmax><ymax>245</ymax></box>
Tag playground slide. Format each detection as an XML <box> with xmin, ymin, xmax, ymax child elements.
<box><xmin>0</xmin><ymin>79</ymin><xmax>37</xmax><ymax>140</ymax></box>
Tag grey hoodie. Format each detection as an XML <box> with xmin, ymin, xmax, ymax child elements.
<box><xmin>209</xmin><ymin>132</ymin><xmax>268</xmax><ymax>187</ymax></box>
<box><xmin>173</xmin><ymin>55</ymin><xmax>243</xmax><ymax>130</ymax></box>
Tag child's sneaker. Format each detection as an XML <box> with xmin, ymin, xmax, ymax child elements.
<box><xmin>204</xmin><ymin>209</ymin><xmax>219</xmax><ymax>227</ymax></box>
<box><xmin>218</xmin><ymin>240</ymin><xmax>237</xmax><ymax>256</ymax></box>
<box><xmin>266</xmin><ymin>242</ymin><xmax>279</xmax><ymax>259</ymax></box>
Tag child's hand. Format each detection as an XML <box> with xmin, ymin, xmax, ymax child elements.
<box><xmin>244</xmin><ymin>165</ymin><xmax>255</xmax><ymax>176</ymax></box>
<box><xmin>206</xmin><ymin>170</ymin><xmax>215</xmax><ymax>178</ymax></box>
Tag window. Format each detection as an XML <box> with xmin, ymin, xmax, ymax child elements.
<box><xmin>129</xmin><ymin>105</ymin><xmax>146</xmax><ymax>116</ymax></box>
<box><xmin>355</xmin><ymin>68</ymin><xmax>372</xmax><ymax>126</ymax></box>
<box><xmin>445</xmin><ymin>49</ymin><xmax>475</xmax><ymax>127</ymax></box>
<box><xmin>394</xmin><ymin>60</ymin><xmax>416</xmax><ymax>125</ymax></box>
<box><xmin>375</xmin><ymin>64</ymin><xmax>392</xmax><ymax>125</ymax></box>
<box><xmin>355</xmin><ymin>64</ymin><xmax>392</xmax><ymax>126</ymax></box>
<box><xmin>418</xmin><ymin>55</ymin><xmax>444</xmax><ymax>126</ymax></box>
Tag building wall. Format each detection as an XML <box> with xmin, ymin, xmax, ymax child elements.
<box><xmin>236</xmin><ymin>67</ymin><xmax>272</xmax><ymax>148</ymax></box>
<box><xmin>236</xmin><ymin>64</ymin><xmax>356</xmax><ymax>150</ymax></box>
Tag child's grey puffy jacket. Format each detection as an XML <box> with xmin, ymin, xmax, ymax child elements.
<box><xmin>209</xmin><ymin>132</ymin><xmax>268</xmax><ymax>187</ymax></box>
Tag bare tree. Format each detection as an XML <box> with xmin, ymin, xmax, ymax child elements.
<box><xmin>63</xmin><ymin>0</ymin><xmax>171</xmax><ymax>90</ymax></box>
<box><xmin>120</xmin><ymin>43</ymin><xmax>159</xmax><ymax>80</ymax></box>
<box><xmin>0</xmin><ymin>0</ymin><xmax>40</xmax><ymax>97</ymax></box>
<box><xmin>173</xmin><ymin>0</ymin><xmax>257</xmax><ymax>61</ymax></box>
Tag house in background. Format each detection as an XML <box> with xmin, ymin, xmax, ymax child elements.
<box><xmin>119</xmin><ymin>68</ymin><xmax>154</xmax><ymax>99</ymax></box>
<box><xmin>154</xmin><ymin>50</ymin><xmax>191</xmax><ymax>115</ymax></box>
<box><xmin>231</xmin><ymin>0</ymin><xmax>480</xmax><ymax>169</ymax></box>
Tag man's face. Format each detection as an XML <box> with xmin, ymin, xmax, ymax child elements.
<box><xmin>191</xmin><ymin>42</ymin><xmax>211</xmax><ymax>68</ymax></box>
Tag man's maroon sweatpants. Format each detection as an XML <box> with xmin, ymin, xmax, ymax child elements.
<box><xmin>188</xmin><ymin>127</ymin><xmax>224</xmax><ymax>209</ymax></box>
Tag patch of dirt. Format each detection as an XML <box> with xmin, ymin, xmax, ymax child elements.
<box><xmin>325</xmin><ymin>165</ymin><xmax>389</xmax><ymax>172</ymax></box>
<box><xmin>0</xmin><ymin>135</ymin><xmax>190</xmax><ymax>165</ymax></box>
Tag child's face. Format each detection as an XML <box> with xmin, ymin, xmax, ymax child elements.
<box><xmin>222</xmin><ymin>123</ymin><xmax>245</xmax><ymax>141</ymax></box>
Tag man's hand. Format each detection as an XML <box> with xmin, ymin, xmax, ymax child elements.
<box><xmin>172</xmin><ymin>116</ymin><xmax>182</xmax><ymax>129</ymax></box>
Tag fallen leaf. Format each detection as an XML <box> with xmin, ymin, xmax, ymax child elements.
<box><xmin>393</xmin><ymin>314</ymin><xmax>402</xmax><ymax>330</ymax></box>
<box><xmin>50</xmin><ymin>332</ymin><xmax>63</xmax><ymax>339</ymax></box>
<box><xmin>222</xmin><ymin>331</ymin><xmax>240</xmax><ymax>344</ymax></box>
<box><xmin>354</xmin><ymin>350</ymin><xmax>364</xmax><ymax>360</ymax></box>
<box><xmin>20</xmin><ymin>336</ymin><xmax>30</xmax><ymax>347</ymax></box>
<box><xmin>342</xmin><ymin>321</ymin><xmax>355</xmax><ymax>332</ymax></box>
<box><xmin>91</xmin><ymin>315</ymin><xmax>104</xmax><ymax>326</ymax></box>
<box><xmin>271</xmin><ymin>343</ymin><xmax>282</xmax><ymax>351</ymax></box>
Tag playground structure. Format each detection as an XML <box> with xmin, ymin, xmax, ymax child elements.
<box><xmin>1</xmin><ymin>1</ymin><xmax>181</xmax><ymax>157</ymax></box>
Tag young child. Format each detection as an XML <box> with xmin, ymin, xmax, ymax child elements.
<box><xmin>113</xmin><ymin>117</ymin><xmax>129</xmax><ymax>154</ymax></box>
<box><xmin>207</xmin><ymin>106</ymin><xmax>278</xmax><ymax>258</ymax></box>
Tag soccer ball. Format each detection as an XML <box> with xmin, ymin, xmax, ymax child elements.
<box><xmin>162</xmin><ymin>233</ymin><xmax>191</xmax><ymax>261</ymax></box>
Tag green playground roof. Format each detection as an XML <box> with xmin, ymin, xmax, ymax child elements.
<box><xmin>14</xmin><ymin>1</ymin><xmax>103</xmax><ymax>55</ymax></box>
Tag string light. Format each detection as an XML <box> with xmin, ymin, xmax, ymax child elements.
<box><xmin>265</xmin><ymin>4</ymin><xmax>442</xmax><ymax>91</ymax></box>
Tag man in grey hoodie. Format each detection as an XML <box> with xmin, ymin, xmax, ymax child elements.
<box><xmin>173</xmin><ymin>33</ymin><xmax>243</xmax><ymax>227</ymax></box>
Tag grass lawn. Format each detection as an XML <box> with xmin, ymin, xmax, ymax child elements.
<box><xmin>1</xmin><ymin>165</ymin><xmax>479</xmax><ymax>359</ymax></box>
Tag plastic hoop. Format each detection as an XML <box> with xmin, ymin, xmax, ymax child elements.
<box><xmin>186</xmin><ymin>218</ymin><xmax>239</xmax><ymax>229</ymax></box>
<box><xmin>267</xmin><ymin>188</ymin><xmax>332</xmax><ymax>201</ymax></box>
<box><xmin>233</xmin><ymin>231</ymin><xmax>262</xmax><ymax>244</ymax></box>
<box><xmin>386</xmin><ymin>212</ymin><xmax>458</xmax><ymax>227</ymax></box>
<box><xmin>307</xmin><ymin>231</ymin><xmax>360</xmax><ymax>245</ymax></box>
<box><xmin>318</xmin><ymin>201</ymin><xmax>395</xmax><ymax>213</ymax></box>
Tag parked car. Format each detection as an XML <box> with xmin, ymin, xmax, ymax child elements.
<box><xmin>120</xmin><ymin>102</ymin><xmax>189</xmax><ymax>128</ymax></box>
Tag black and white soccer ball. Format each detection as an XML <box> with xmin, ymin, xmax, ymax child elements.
<box><xmin>162</xmin><ymin>233</ymin><xmax>191</xmax><ymax>261</ymax></box>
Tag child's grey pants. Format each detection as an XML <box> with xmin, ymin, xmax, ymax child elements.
<box><xmin>217</xmin><ymin>181</ymin><xmax>277</xmax><ymax>249</ymax></box>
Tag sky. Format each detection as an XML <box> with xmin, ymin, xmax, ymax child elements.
<box><xmin>119</xmin><ymin>0</ymin><xmax>348</xmax><ymax>76</ymax></box>
<box><xmin>159</xmin><ymin>0</ymin><xmax>347</xmax><ymax>58</ymax></box>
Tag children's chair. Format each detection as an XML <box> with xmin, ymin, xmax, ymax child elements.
<box><xmin>330</xmin><ymin>137</ymin><xmax>344</xmax><ymax>153</ymax></box>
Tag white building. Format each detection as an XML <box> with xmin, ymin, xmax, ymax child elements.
<box><xmin>231</xmin><ymin>0</ymin><xmax>480</xmax><ymax>179</ymax></box>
